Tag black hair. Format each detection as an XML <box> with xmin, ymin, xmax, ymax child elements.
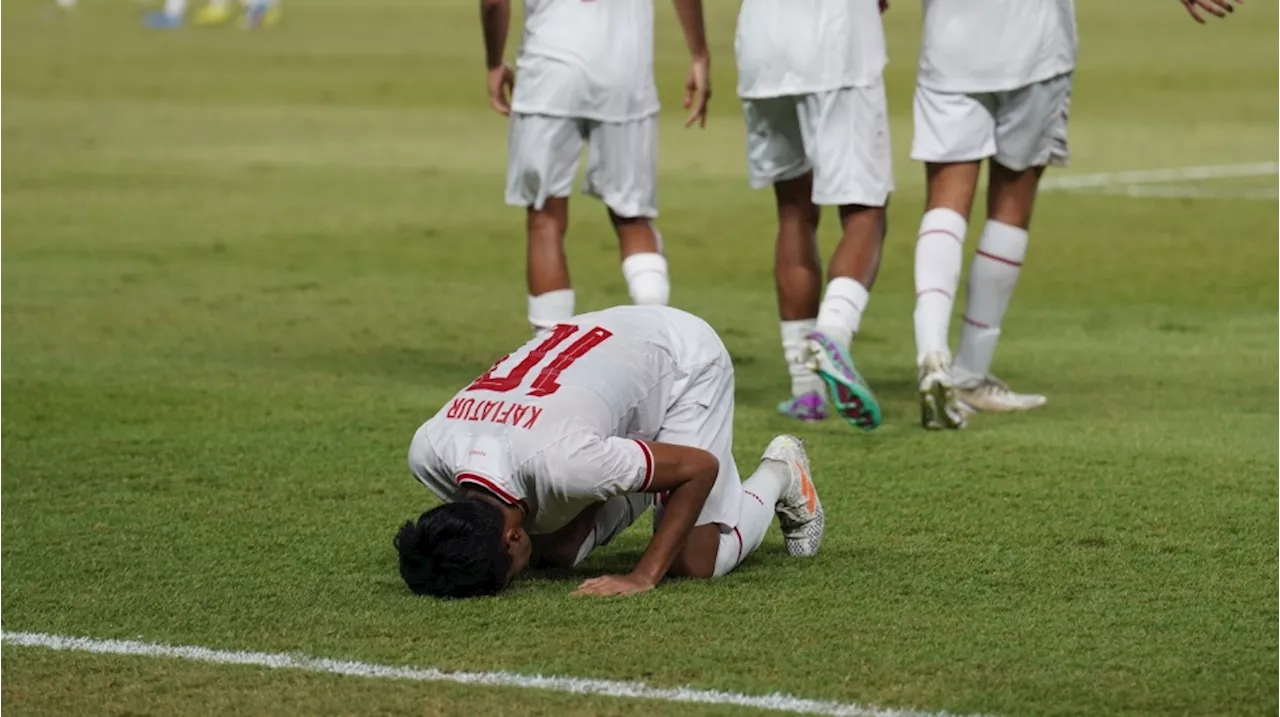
<box><xmin>394</xmin><ymin>499</ymin><xmax>513</xmax><ymax>599</ymax></box>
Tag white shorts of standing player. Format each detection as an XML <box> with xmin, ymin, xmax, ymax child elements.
<box><xmin>505</xmin><ymin>113</ymin><xmax>659</xmax><ymax>220</ymax></box>
<box><xmin>911</xmin><ymin>72</ymin><xmax>1073</xmax><ymax>172</ymax></box>
<box><xmin>742</xmin><ymin>82</ymin><xmax>894</xmax><ymax>206</ymax></box>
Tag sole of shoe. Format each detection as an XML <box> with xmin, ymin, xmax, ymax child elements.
<box><xmin>806</xmin><ymin>345</ymin><xmax>881</xmax><ymax>430</ymax></box>
<box><xmin>920</xmin><ymin>378</ymin><xmax>966</xmax><ymax>430</ymax></box>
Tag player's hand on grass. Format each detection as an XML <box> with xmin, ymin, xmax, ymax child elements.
<box><xmin>487</xmin><ymin>64</ymin><xmax>515</xmax><ymax>116</ymax></box>
<box><xmin>683</xmin><ymin>56</ymin><xmax>710</xmax><ymax>129</ymax></box>
<box><xmin>1181</xmin><ymin>0</ymin><xmax>1241</xmax><ymax>23</ymax></box>
<box><xmin>572</xmin><ymin>572</ymin><xmax>656</xmax><ymax>597</ymax></box>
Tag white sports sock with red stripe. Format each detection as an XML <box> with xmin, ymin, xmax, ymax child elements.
<box><xmin>913</xmin><ymin>208</ymin><xmax>968</xmax><ymax>365</ymax></box>
<box><xmin>954</xmin><ymin>220</ymin><xmax>1028</xmax><ymax>386</ymax></box>
<box><xmin>712</xmin><ymin>459</ymin><xmax>787</xmax><ymax>576</ymax></box>
<box><xmin>815</xmin><ymin>277</ymin><xmax>870</xmax><ymax>348</ymax></box>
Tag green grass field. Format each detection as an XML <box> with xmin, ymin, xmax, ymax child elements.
<box><xmin>3</xmin><ymin>1</ymin><xmax>1277</xmax><ymax>715</ymax></box>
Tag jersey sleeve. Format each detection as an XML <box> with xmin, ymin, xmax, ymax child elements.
<box><xmin>407</xmin><ymin>423</ymin><xmax>459</xmax><ymax>504</ymax></box>
<box><xmin>536</xmin><ymin>433</ymin><xmax>656</xmax><ymax>503</ymax></box>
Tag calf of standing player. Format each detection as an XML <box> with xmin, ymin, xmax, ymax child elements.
<box><xmin>909</xmin><ymin>0</ymin><xmax>1241</xmax><ymax>430</ymax></box>
<box><xmin>480</xmin><ymin>0</ymin><xmax>711</xmax><ymax>336</ymax></box>
<box><xmin>734</xmin><ymin>0</ymin><xmax>893</xmax><ymax>431</ymax></box>
<box><xmin>394</xmin><ymin>305</ymin><xmax>824</xmax><ymax>598</ymax></box>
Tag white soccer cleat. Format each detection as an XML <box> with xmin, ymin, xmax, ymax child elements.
<box><xmin>762</xmin><ymin>434</ymin><xmax>823</xmax><ymax>557</ymax></box>
<box><xmin>918</xmin><ymin>352</ymin><xmax>966</xmax><ymax>430</ymax></box>
<box><xmin>955</xmin><ymin>375</ymin><xmax>1047</xmax><ymax>413</ymax></box>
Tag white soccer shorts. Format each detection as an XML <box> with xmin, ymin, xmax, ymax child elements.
<box><xmin>741</xmin><ymin>82</ymin><xmax>894</xmax><ymax>207</ymax></box>
<box><xmin>505</xmin><ymin>113</ymin><xmax>658</xmax><ymax>219</ymax></box>
<box><xmin>911</xmin><ymin>72</ymin><xmax>1073</xmax><ymax>172</ymax></box>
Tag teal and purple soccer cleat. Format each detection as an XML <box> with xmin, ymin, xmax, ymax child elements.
<box><xmin>804</xmin><ymin>330</ymin><xmax>882</xmax><ymax>430</ymax></box>
<box><xmin>776</xmin><ymin>391</ymin><xmax>827</xmax><ymax>422</ymax></box>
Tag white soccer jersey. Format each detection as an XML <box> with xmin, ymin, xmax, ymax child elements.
<box><xmin>734</xmin><ymin>0</ymin><xmax>887</xmax><ymax>99</ymax></box>
<box><xmin>408</xmin><ymin>306</ymin><xmax>724</xmax><ymax>535</ymax></box>
<box><xmin>510</xmin><ymin>0</ymin><xmax>659</xmax><ymax>123</ymax></box>
<box><xmin>917</xmin><ymin>0</ymin><xmax>1077</xmax><ymax>94</ymax></box>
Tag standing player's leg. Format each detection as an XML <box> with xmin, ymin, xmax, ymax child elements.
<box><xmin>743</xmin><ymin>97</ymin><xmax>828</xmax><ymax>421</ymax></box>
<box><xmin>773</xmin><ymin>174</ymin><xmax>827</xmax><ymax>420</ymax></box>
<box><xmin>585</xmin><ymin>117</ymin><xmax>670</xmax><ymax>307</ymax></box>
<box><xmin>796</xmin><ymin>86</ymin><xmax>895</xmax><ymax>430</ymax></box>
<box><xmin>507</xmin><ymin>114</ymin><xmax>586</xmax><ymax>335</ymax></box>
<box><xmin>909</xmin><ymin>85</ymin><xmax>996</xmax><ymax>429</ymax></box>
<box><xmin>952</xmin><ymin>74</ymin><xmax>1070</xmax><ymax>412</ymax></box>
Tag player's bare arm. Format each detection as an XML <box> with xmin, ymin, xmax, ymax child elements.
<box><xmin>479</xmin><ymin>0</ymin><xmax>514</xmax><ymax>115</ymax></box>
<box><xmin>573</xmin><ymin>441</ymin><xmax>718</xmax><ymax>597</ymax></box>
<box><xmin>1182</xmin><ymin>0</ymin><xmax>1241</xmax><ymax>23</ymax></box>
<box><xmin>672</xmin><ymin>0</ymin><xmax>710</xmax><ymax>128</ymax></box>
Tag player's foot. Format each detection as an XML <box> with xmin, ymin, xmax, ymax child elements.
<box><xmin>762</xmin><ymin>435</ymin><xmax>823</xmax><ymax>557</ymax></box>
<box><xmin>776</xmin><ymin>391</ymin><xmax>827</xmax><ymax>422</ymax></box>
<box><xmin>192</xmin><ymin>3</ymin><xmax>232</xmax><ymax>26</ymax></box>
<box><xmin>239</xmin><ymin>2</ymin><xmax>281</xmax><ymax>29</ymax></box>
<box><xmin>143</xmin><ymin>10</ymin><xmax>183</xmax><ymax>28</ymax></box>
<box><xmin>803</xmin><ymin>331</ymin><xmax>881</xmax><ymax>430</ymax></box>
<box><xmin>955</xmin><ymin>375</ymin><xmax>1046</xmax><ymax>413</ymax></box>
<box><xmin>918</xmin><ymin>352</ymin><xmax>966</xmax><ymax>430</ymax></box>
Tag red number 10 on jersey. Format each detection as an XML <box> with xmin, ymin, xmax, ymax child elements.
<box><xmin>466</xmin><ymin>324</ymin><xmax>613</xmax><ymax>398</ymax></box>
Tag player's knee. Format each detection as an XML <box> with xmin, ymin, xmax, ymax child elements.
<box><xmin>666</xmin><ymin>523</ymin><xmax>722</xmax><ymax>579</ymax></box>
<box><xmin>669</xmin><ymin>554</ymin><xmax>716</xmax><ymax>580</ymax></box>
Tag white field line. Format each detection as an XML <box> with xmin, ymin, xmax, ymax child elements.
<box><xmin>1092</xmin><ymin>184</ymin><xmax>1278</xmax><ymax>200</ymax></box>
<box><xmin>1041</xmin><ymin>161</ymin><xmax>1278</xmax><ymax>190</ymax></box>
<box><xmin>1</xmin><ymin>631</ymin><xmax>988</xmax><ymax>717</ymax></box>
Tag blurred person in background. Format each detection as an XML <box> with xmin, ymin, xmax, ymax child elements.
<box><xmin>144</xmin><ymin>0</ymin><xmax>281</xmax><ymax>29</ymax></box>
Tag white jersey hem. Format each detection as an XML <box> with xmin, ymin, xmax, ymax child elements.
<box><xmin>737</xmin><ymin>69</ymin><xmax>887</xmax><ymax>101</ymax></box>
<box><xmin>509</xmin><ymin>104</ymin><xmax>661</xmax><ymax>125</ymax></box>
<box><xmin>914</xmin><ymin>63</ymin><xmax>1076</xmax><ymax>96</ymax></box>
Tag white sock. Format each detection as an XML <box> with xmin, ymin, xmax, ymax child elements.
<box><xmin>913</xmin><ymin>208</ymin><xmax>968</xmax><ymax>365</ymax></box>
<box><xmin>780</xmin><ymin>319</ymin><xmax>822</xmax><ymax>397</ymax></box>
<box><xmin>528</xmin><ymin>289</ymin><xmax>574</xmax><ymax>335</ymax></box>
<box><xmin>814</xmin><ymin>277</ymin><xmax>869</xmax><ymax>348</ymax></box>
<box><xmin>162</xmin><ymin>0</ymin><xmax>187</xmax><ymax>16</ymax></box>
<box><xmin>621</xmin><ymin>252</ymin><xmax>669</xmax><ymax>306</ymax></box>
<box><xmin>954</xmin><ymin>220</ymin><xmax>1028</xmax><ymax>386</ymax></box>
<box><xmin>713</xmin><ymin>459</ymin><xmax>788</xmax><ymax>576</ymax></box>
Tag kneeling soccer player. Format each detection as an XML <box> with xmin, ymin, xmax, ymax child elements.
<box><xmin>395</xmin><ymin>305</ymin><xmax>823</xmax><ymax>598</ymax></box>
